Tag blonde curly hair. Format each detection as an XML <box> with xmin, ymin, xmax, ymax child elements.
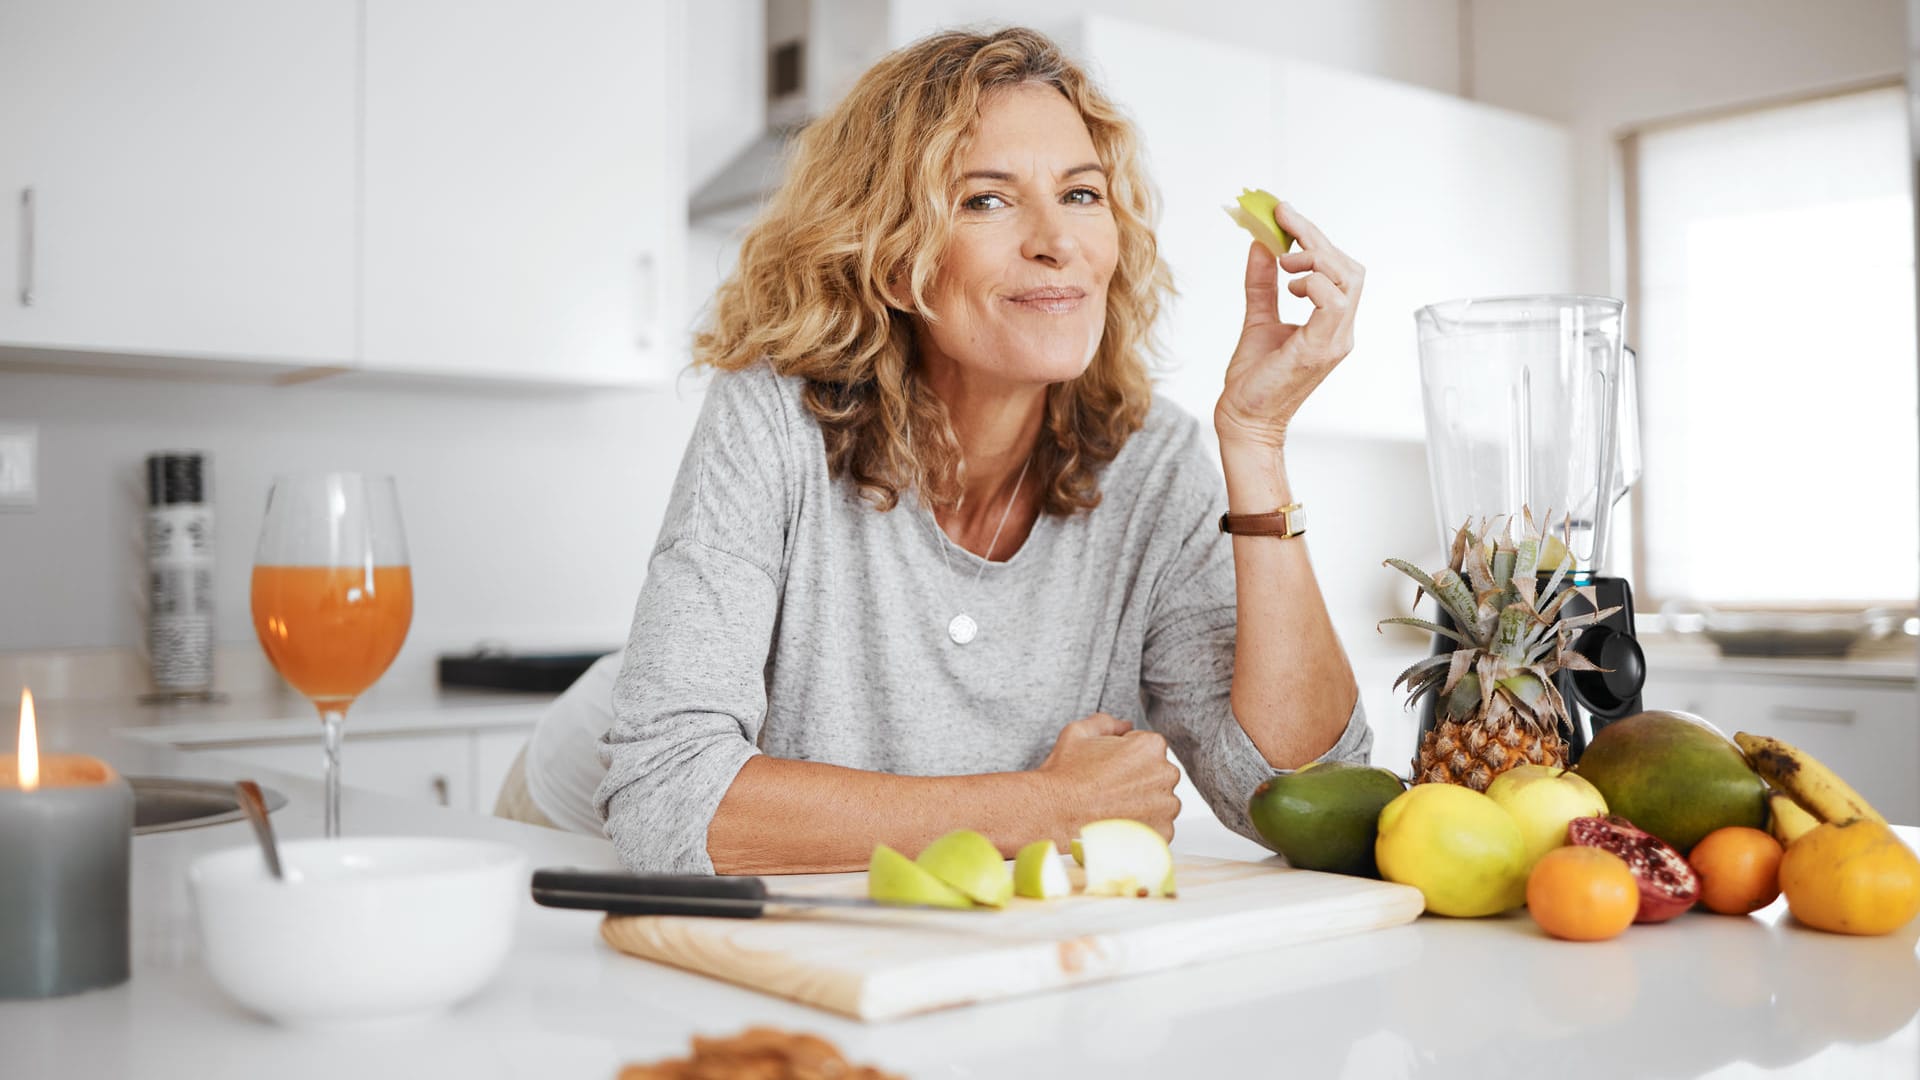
<box><xmin>693</xmin><ymin>26</ymin><xmax>1171</xmax><ymax>514</ymax></box>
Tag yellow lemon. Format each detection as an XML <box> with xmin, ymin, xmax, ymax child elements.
<box><xmin>1376</xmin><ymin>783</ymin><xmax>1529</xmax><ymax>917</ymax></box>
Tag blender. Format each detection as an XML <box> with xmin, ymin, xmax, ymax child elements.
<box><xmin>1413</xmin><ymin>295</ymin><xmax>1645</xmax><ymax>761</ymax></box>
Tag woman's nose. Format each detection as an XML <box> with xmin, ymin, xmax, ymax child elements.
<box><xmin>1019</xmin><ymin>203</ymin><xmax>1081</xmax><ymax>266</ymax></box>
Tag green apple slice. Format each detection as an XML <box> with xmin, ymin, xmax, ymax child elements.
<box><xmin>1078</xmin><ymin>819</ymin><xmax>1176</xmax><ymax>898</ymax></box>
<box><xmin>1013</xmin><ymin>840</ymin><xmax>1072</xmax><ymax>899</ymax></box>
<box><xmin>1224</xmin><ymin>187</ymin><xmax>1294</xmax><ymax>258</ymax></box>
<box><xmin>916</xmin><ymin>829</ymin><xmax>1013</xmax><ymax>908</ymax></box>
<box><xmin>868</xmin><ymin>844</ymin><xmax>973</xmax><ymax>909</ymax></box>
<box><xmin>1071</xmin><ymin>837</ymin><xmax>1085</xmax><ymax>867</ymax></box>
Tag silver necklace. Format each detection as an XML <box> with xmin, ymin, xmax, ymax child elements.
<box><xmin>925</xmin><ymin>453</ymin><xmax>1032</xmax><ymax>645</ymax></box>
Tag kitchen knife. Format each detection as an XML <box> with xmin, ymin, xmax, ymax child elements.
<box><xmin>530</xmin><ymin>868</ymin><xmax>987</xmax><ymax>918</ymax></box>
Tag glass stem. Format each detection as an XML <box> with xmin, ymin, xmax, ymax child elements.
<box><xmin>319</xmin><ymin>705</ymin><xmax>346</xmax><ymax>838</ymax></box>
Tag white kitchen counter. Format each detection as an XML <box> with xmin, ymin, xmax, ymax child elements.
<box><xmin>3</xmin><ymin>703</ymin><xmax>1918</xmax><ymax>1079</ymax></box>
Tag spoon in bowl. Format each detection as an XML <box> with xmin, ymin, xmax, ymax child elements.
<box><xmin>235</xmin><ymin>779</ymin><xmax>285</xmax><ymax>881</ymax></box>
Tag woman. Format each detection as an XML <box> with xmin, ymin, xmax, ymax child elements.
<box><xmin>528</xmin><ymin>27</ymin><xmax>1369</xmax><ymax>874</ymax></box>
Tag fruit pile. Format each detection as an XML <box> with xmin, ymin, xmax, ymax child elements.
<box><xmin>866</xmin><ymin>820</ymin><xmax>1175</xmax><ymax>910</ymax></box>
<box><xmin>1248</xmin><ymin>711</ymin><xmax>1920</xmax><ymax>941</ymax></box>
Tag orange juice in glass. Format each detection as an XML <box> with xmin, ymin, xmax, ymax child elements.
<box><xmin>251</xmin><ymin>474</ymin><xmax>412</xmax><ymax>836</ymax></box>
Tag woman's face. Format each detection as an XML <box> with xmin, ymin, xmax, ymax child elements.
<box><xmin>915</xmin><ymin>82</ymin><xmax>1120</xmax><ymax>388</ymax></box>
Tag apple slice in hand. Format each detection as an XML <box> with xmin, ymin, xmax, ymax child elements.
<box><xmin>916</xmin><ymin>829</ymin><xmax>1014</xmax><ymax>908</ymax></box>
<box><xmin>1078</xmin><ymin>819</ymin><xmax>1176</xmax><ymax>898</ymax></box>
<box><xmin>1013</xmin><ymin>840</ymin><xmax>1073</xmax><ymax>899</ymax></box>
<box><xmin>1223</xmin><ymin>187</ymin><xmax>1294</xmax><ymax>258</ymax></box>
<box><xmin>868</xmin><ymin>844</ymin><xmax>974</xmax><ymax>909</ymax></box>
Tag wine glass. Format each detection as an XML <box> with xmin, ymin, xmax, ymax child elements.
<box><xmin>250</xmin><ymin>474</ymin><xmax>413</xmax><ymax>837</ymax></box>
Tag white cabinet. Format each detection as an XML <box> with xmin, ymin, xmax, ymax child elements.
<box><xmin>0</xmin><ymin>0</ymin><xmax>685</xmax><ymax>385</ymax></box>
<box><xmin>0</xmin><ymin>0</ymin><xmax>357</xmax><ymax>367</ymax></box>
<box><xmin>359</xmin><ymin>0</ymin><xmax>684</xmax><ymax>384</ymax></box>
<box><xmin>1076</xmin><ymin>17</ymin><xmax>1575</xmax><ymax>443</ymax></box>
<box><xmin>1639</xmin><ymin>664</ymin><xmax>1920</xmax><ymax>825</ymax></box>
<box><xmin>182</xmin><ymin>726</ymin><xmax>533</xmax><ymax>816</ymax></box>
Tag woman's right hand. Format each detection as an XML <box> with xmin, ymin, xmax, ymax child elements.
<box><xmin>1035</xmin><ymin>713</ymin><xmax>1182</xmax><ymax>842</ymax></box>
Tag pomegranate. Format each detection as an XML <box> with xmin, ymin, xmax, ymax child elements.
<box><xmin>1567</xmin><ymin>815</ymin><xmax>1700</xmax><ymax>923</ymax></box>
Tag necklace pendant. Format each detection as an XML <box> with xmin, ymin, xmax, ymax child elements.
<box><xmin>947</xmin><ymin>613</ymin><xmax>978</xmax><ymax>645</ymax></box>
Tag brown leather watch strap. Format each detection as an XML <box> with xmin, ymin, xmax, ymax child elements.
<box><xmin>1218</xmin><ymin>503</ymin><xmax>1306</xmax><ymax>538</ymax></box>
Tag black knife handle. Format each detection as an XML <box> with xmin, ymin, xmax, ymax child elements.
<box><xmin>531</xmin><ymin>868</ymin><xmax>771</xmax><ymax>918</ymax></box>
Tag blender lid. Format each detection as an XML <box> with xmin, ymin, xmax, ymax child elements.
<box><xmin>1416</xmin><ymin>294</ymin><xmax>1623</xmax><ymax>330</ymax></box>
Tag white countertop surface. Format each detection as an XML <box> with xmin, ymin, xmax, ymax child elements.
<box><xmin>4</xmin><ymin>695</ymin><xmax>1918</xmax><ymax>1079</ymax></box>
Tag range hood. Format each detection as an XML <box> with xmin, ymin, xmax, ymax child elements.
<box><xmin>689</xmin><ymin>0</ymin><xmax>892</xmax><ymax>228</ymax></box>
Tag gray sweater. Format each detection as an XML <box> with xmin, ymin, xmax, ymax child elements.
<box><xmin>595</xmin><ymin>362</ymin><xmax>1371</xmax><ymax>874</ymax></box>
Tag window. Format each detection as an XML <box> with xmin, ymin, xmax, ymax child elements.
<box><xmin>1626</xmin><ymin>84</ymin><xmax>1916</xmax><ymax>608</ymax></box>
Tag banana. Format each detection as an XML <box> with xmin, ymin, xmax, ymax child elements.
<box><xmin>1767</xmin><ymin>790</ymin><xmax>1819</xmax><ymax>846</ymax></box>
<box><xmin>1734</xmin><ymin>732</ymin><xmax>1885</xmax><ymax>826</ymax></box>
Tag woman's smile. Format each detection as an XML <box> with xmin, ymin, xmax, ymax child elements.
<box><xmin>1003</xmin><ymin>285</ymin><xmax>1087</xmax><ymax>314</ymax></box>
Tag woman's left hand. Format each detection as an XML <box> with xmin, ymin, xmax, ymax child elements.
<box><xmin>1214</xmin><ymin>202</ymin><xmax>1364</xmax><ymax>450</ymax></box>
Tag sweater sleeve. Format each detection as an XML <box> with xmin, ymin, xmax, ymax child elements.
<box><xmin>594</xmin><ymin>366</ymin><xmax>794</xmax><ymax>874</ymax></box>
<box><xmin>1137</xmin><ymin>422</ymin><xmax>1373</xmax><ymax>849</ymax></box>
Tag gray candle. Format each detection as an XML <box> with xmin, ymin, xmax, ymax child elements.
<box><xmin>0</xmin><ymin>689</ymin><xmax>133</xmax><ymax>999</ymax></box>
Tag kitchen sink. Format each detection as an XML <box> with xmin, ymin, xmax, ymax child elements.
<box><xmin>129</xmin><ymin>777</ymin><xmax>287</xmax><ymax>835</ymax></box>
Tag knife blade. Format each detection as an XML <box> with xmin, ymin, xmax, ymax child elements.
<box><xmin>530</xmin><ymin>868</ymin><xmax>987</xmax><ymax>919</ymax></box>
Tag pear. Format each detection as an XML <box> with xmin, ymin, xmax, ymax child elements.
<box><xmin>1078</xmin><ymin>819</ymin><xmax>1176</xmax><ymax>898</ymax></box>
<box><xmin>916</xmin><ymin>829</ymin><xmax>1013</xmax><ymax>908</ymax></box>
<box><xmin>1484</xmin><ymin>764</ymin><xmax>1608</xmax><ymax>870</ymax></box>
<box><xmin>868</xmin><ymin>844</ymin><xmax>973</xmax><ymax>909</ymax></box>
<box><xmin>1013</xmin><ymin>840</ymin><xmax>1072</xmax><ymax>899</ymax></box>
<box><xmin>1223</xmin><ymin>187</ymin><xmax>1294</xmax><ymax>258</ymax></box>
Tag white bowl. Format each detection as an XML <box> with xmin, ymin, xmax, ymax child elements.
<box><xmin>189</xmin><ymin>837</ymin><xmax>527</xmax><ymax>1027</ymax></box>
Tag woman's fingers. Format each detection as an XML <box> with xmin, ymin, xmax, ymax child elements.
<box><xmin>1287</xmin><ymin>271</ymin><xmax>1348</xmax><ymax>309</ymax></box>
<box><xmin>1276</xmin><ymin>202</ymin><xmax>1365</xmax><ymax>292</ymax></box>
<box><xmin>1070</xmin><ymin>712</ymin><xmax>1134</xmax><ymax>739</ymax></box>
<box><xmin>1275</xmin><ymin>199</ymin><xmax>1334</xmax><ymax>252</ymax></box>
<box><xmin>1277</xmin><ymin>248</ymin><xmax>1315</xmax><ymax>274</ymax></box>
<box><xmin>1242</xmin><ymin>241</ymin><xmax>1281</xmax><ymax>329</ymax></box>
<box><xmin>1288</xmin><ymin>272</ymin><xmax>1355</xmax><ymax>349</ymax></box>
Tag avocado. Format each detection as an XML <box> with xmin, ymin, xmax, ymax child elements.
<box><xmin>1573</xmin><ymin>710</ymin><xmax>1768</xmax><ymax>856</ymax></box>
<box><xmin>1249</xmin><ymin>762</ymin><xmax>1407</xmax><ymax>877</ymax></box>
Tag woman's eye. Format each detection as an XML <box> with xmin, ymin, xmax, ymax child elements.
<box><xmin>963</xmin><ymin>193</ymin><xmax>1007</xmax><ymax>211</ymax></box>
<box><xmin>1065</xmin><ymin>187</ymin><xmax>1104</xmax><ymax>206</ymax></box>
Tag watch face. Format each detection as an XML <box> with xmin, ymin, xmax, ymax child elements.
<box><xmin>1289</xmin><ymin>507</ymin><xmax>1307</xmax><ymax>534</ymax></box>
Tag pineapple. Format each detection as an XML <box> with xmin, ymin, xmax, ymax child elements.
<box><xmin>1381</xmin><ymin>511</ymin><xmax>1620</xmax><ymax>791</ymax></box>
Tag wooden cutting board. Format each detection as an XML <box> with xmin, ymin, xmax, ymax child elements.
<box><xmin>599</xmin><ymin>854</ymin><xmax>1424</xmax><ymax>1021</ymax></box>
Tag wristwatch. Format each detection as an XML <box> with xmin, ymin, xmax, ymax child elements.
<box><xmin>1219</xmin><ymin>503</ymin><xmax>1306</xmax><ymax>538</ymax></box>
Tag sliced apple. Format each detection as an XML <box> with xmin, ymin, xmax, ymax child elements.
<box><xmin>915</xmin><ymin>829</ymin><xmax>1013</xmax><ymax>908</ymax></box>
<box><xmin>1013</xmin><ymin>840</ymin><xmax>1072</xmax><ymax>899</ymax></box>
<box><xmin>1078</xmin><ymin>819</ymin><xmax>1176</xmax><ymax>898</ymax></box>
<box><xmin>1070</xmin><ymin>837</ymin><xmax>1085</xmax><ymax>867</ymax></box>
<box><xmin>1223</xmin><ymin>187</ymin><xmax>1294</xmax><ymax>258</ymax></box>
<box><xmin>868</xmin><ymin>844</ymin><xmax>972</xmax><ymax>909</ymax></box>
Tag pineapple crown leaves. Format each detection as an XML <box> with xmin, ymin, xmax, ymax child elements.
<box><xmin>1379</xmin><ymin>508</ymin><xmax>1621</xmax><ymax>726</ymax></box>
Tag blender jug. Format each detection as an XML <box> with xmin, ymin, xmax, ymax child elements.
<box><xmin>1412</xmin><ymin>295</ymin><xmax>1646</xmax><ymax>758</ymax></box>
<box><xmin>1415</xmin><ymin>295</ymin><xmax>1628</xmax><ymax>569</ymax></box>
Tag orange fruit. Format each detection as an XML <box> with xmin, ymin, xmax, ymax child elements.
<box><xmin>1780</xmin><ymin>818</ymin><xmax>1920</xmax><ymax>936</ymax></box>
<box><xmin>1526</xmin><ymin>846</ymin><xmax>1639</xmax><ymax>941</ymax></box>
<box><xmin>1688</xmin><ymin>826</ymin><xmax>1784</xmax><ymax>915</ymax></box>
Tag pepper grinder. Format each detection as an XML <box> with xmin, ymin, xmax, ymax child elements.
<box><xmin>142</xmin><ymin>452</ymin><xmax>218</xmax><ymax>703</ymax></box>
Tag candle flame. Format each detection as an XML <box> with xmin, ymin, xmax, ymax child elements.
<box><xmin>18</xmin><ymin>687</ymin><xmax>38</xmax><ymax>791</ymax></box>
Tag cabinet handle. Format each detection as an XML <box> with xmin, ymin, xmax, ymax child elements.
<box><xmin>1771</xmin><ymin>706</ymin><xmax>1855</xmax><ymax>726</ymax></box>
<box><xmin>634</xmin><ymin>252</ymin><xmax>656</xmax><ymax>348</ymax></box>
<box><xmin>431</xmin><ymin>774</ymin><xmax>451</xmax><ymax>806</ymax></box>
<box><xmin>18</xmin><ymin>186</ymin><xmax>34</xmax><ymax>307</ymax></box>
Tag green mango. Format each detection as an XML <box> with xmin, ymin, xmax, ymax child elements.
<box><xmin>1573</xmin><ymin>710</ymin><xmax>1768</xmax><ymax>856</ymax></box>
<box><xmin>1249</xmin><ymin>762</ymin><xmax>1407</xmax><ymax>877</ymax></box>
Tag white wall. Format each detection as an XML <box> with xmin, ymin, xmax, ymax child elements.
<box><xmin>0</xmin><ymin>368</ymin><xmax>703</xmax><ymax>679</ymax></box>
<box><xmin>888</xmin><ymin>0</ymin><xmax>1463</xmax><ymax>95</ymax></box>
<box><xmin>1469</xmin><ymin>0</ymin><xmax>1906</xmax><ymax>298</ymax></box>
<box><xmin>687</xmin><ymin>0</ymin><xmax>767</xmax><ymax>190</ymax></box>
